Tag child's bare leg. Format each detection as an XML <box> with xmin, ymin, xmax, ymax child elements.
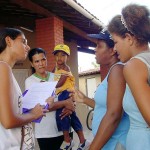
<box><xmin>76</xmin><ymin>130</ymin><xmax>85</xmax><ymax>143</ymax></box>
<box><xmin>63</xmin><ymin>131</ymin><xmax>71</xmax><ymax>143</ymax></box>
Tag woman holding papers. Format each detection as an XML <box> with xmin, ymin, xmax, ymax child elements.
<box><xmin>25</xmin><ymin>47</ymin><xmax>75</xmax><ymax>150</ymax></box>
<box><xmin>0</xmin><ymin>28</ymin><xmax>48</xmax><ymax>150</ymax></box>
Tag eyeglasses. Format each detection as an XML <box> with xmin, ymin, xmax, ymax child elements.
<box><xmin>16</xmin><ymin>37</ymin><xmax>27</xmax><ymax>45</ymax></box>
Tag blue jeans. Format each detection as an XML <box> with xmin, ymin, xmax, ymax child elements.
<box><xmin>56</xmin><ymin>90</ymin><xmax>83</xmax><ymax>131</ymax></box>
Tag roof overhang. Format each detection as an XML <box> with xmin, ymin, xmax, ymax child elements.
<box><xmin>0</xmin><ymin>0</ymin><xmax>104</xmax><ymax>51</ymax></box>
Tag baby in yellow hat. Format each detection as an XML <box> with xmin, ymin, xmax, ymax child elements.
<box><xmin>52</xmin><ymin>44</ymin><xmax>90</xmax><ymax>150</ymax></box>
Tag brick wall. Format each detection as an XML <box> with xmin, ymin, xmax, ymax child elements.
<box><xmin>35</xmin><ymin>17</ymin><xmax>63</xmax><ymax>71</ymax></box>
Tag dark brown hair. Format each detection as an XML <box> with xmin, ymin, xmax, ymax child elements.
<box><xmin>28</xmin><ymin>48</ymin><xmax>46</xmax><ymax>73</ymax></box>
<box><xmin>0</xmin><ymin>28</ymin><xmax>23</xmax><ymax>53</ymax></box>
<box><xmin>108</xmin><ymin>4</ymin><xmax>150</xmax><ymax>45</ymax></box>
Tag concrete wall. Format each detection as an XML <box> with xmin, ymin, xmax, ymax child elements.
<box><xmin>79</xmin><ymin>73</ymin><xmax>101</xmax><ymax>95</ymax></box>
<box><xmin>65</xmin><ymin>40</ymin><xmax>79</xmax><ymax>88</ymax></box>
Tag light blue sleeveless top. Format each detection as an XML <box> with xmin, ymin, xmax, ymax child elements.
<box><xmin>92</xmin><ymin>62</ymin><xmax>129</xmax><ymax>150</ymax></box>
<box><xmin>123</xmin><ymin>51</ymin><xmax>150</xmax><ymax>150</ymax></box>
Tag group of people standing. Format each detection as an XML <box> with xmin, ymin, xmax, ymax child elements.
<box><xmin>0</xmin><ymin>3</ymin><xmax>150</xmax><ymax>150</ymax></box>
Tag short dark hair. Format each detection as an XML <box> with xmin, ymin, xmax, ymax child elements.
<box><xmin>28</xmin><ymin>48</ymin><xmax>46</xmax><ymax>62</ymax></box>
<box><xmin>0</xmin><ymin>28</ymin><xmax>23</xmax><ymax>53</ymax></box>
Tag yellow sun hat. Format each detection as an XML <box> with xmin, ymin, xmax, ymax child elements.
<box><xmin>53</xmin><ymin>44</ymin><xmax>70</xmax><ymax>56</ymax></box>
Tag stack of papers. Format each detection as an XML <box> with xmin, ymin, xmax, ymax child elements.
<box><xmin>22</xmin><ymin>81</ymin><xmax>57</xmax><ymax>122</ymax></box>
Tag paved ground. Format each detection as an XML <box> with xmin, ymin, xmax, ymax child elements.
<box><xmin>72</xmin><ymin>127</ymin><xmax>94</xmax><ymax>149</ymax></box>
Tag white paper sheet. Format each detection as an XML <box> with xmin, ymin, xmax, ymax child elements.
<box><xmin>22</xmin><ymin>81</ymin><xmax>57</xmax><ymax>109</ymax></box>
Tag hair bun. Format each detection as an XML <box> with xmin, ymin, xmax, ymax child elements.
<box><xmin>122</xmin><ymin>4</ymin><xmax>150</xmax><ymax>41</ymax></box>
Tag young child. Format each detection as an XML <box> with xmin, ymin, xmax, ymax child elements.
<box><xmin>52</xmin><ymin>44</ymin><xmax>90</xmax><ymax>150</ymax></box>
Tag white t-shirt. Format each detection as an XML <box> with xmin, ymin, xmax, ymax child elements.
<box><xmin>0</xmin><ymin>62</ymin><xmax>34</xmax><ymax>150</ymax></box>
<box><xmin>25</xmin><ymin>72</ymin><xmax>63</xmax><ymax>138</ymax></box>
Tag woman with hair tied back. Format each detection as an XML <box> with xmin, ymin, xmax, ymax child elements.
<box><xmin>108</xmin><ymin>3</ymin><xmax>150</xmax><ymax>150</ymax></box>
<box><xmin>0</xmin><ymin>28</ymin><xmax>48</xmax><ymax>150</ymax></box>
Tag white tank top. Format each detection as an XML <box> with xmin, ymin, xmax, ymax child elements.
<box><xmin>0</xmin><ymin>61</ymin><xmax>34</xmax><ymax>150</ymax></box>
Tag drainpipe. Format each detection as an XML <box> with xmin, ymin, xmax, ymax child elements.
<box><xmin>63</xmin><ymin>0</ymin><xmax>105</xmax><ymax>28</ymax></box>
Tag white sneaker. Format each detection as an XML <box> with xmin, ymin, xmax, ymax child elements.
<box><xmin>77</xmin><ymin>140</ymin><xmax>91</xmax><ymax>150</ymax></box>
<box><xmin>59</xmin><ymin>140</ymin><xmax>74</xmax><ymax>150</ymax></box>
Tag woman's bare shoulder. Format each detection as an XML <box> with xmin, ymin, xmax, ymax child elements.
<box><xmin>0</xmin><ymin>62</ymin><xmax>11</xmax><ymax>78</ymax></box>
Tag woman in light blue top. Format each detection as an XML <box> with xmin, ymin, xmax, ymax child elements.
<box><xmin>93</xmin><ymin>61</ymin><xmax>129</xmax><ymax>150</ymax></box>
<box><xmin>108</xmin><ymin>4</ymin><xmax>150</xmax><ymax>150</ymax></box>
<box><xmin>75</xmin><ymin>29</ymin><xmax>129</xmax><ymax>150</ymax></box>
